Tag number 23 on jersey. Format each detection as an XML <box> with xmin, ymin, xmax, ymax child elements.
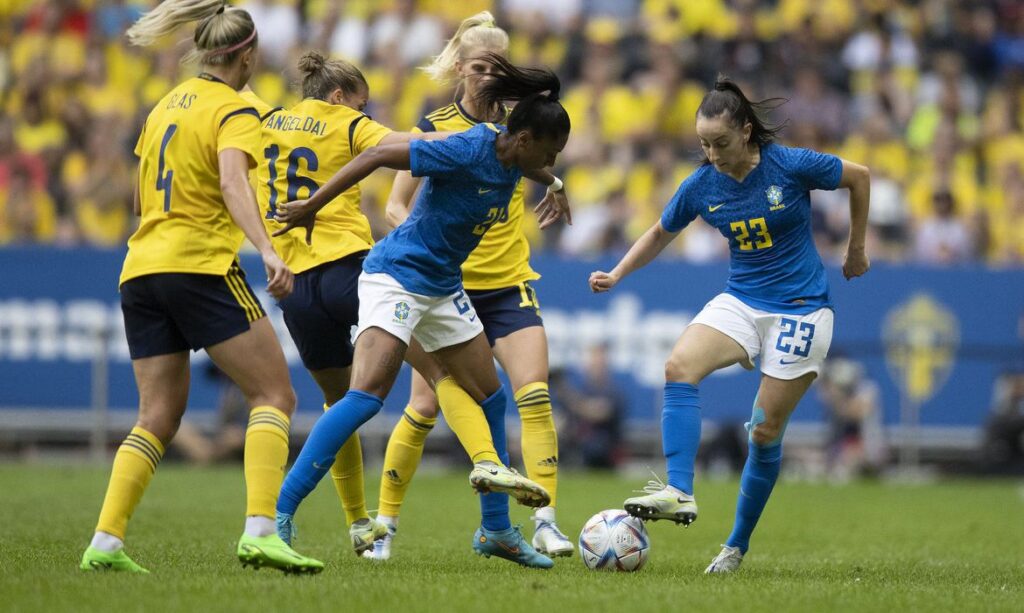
<box><xmin>730</xmin><ymin>217</ymin><xmax>773</xmax><ymax>251</ymax></box>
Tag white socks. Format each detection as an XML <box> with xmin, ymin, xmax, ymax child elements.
<box><xmin>378</xmin><ymin>515</ymin><xmax>398</xmax><ymax>531</ymax></box>
<box><xmin>245</xmin><ymin>515</ymin><xmax>276</xmax><ymax>537</ymax></box>
<box><xmin>90</xmin><ymin>531</ymin><xmax>124</xmax><ymax>553</ymax></box>
<box><xmin>533</xmin><ymin>506</ymin><xmax>556</xmax><ymax>524</ymax></box>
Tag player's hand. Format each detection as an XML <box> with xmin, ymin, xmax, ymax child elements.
<box><xmin>589</xmin><ymin>270</ymin><xmax>619</xmax><ymax>293</ymax></box>
<box><xmin>842</xmin><ymin>246</ymin><xmax>870</xmax><ymax>280</ymax></box>
<box><xmin>535</xmin><ymin>188</ymin><xmax>572</xmax><ymax>229</ymax></box>
<box><xmin>261</xmin><ymin>250</ymin><xmax>294</xmax><ymax>299</ymax></box>
<box><xmin>273</xmin><ymin>199</ymin><xmax>317</xmax><ymax>245</ymax></box>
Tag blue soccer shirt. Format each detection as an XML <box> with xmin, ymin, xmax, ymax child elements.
<box><xmin>660</xmin><ymin>143</ymin><xmax>843</xmax><ymax>314</ymax></box>
<box><xmin>364</xmin><ymin>123</ymin><xmax>522</xmax><ymax>296</ymax></box>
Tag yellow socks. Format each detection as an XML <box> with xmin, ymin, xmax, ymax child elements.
<box><xmin>96</xmin><ymin>426</ymin><xmax>165</xmax><ymax>539</ymax></box>
<box><xmin>324</xmin><ymin>403</ymin><xmax>369</xmax><ymax>525</ymax></box>
<box><xmin>244</xmin><ymin>406</ymin><xmax>290</xmax><ymax>518</ymax></box>
<box><xmin>378</xmin><ymin>405</ymin><xmax>437</xmax><ymax>517</ymax></box>
<box><xmin>436</xmin><ymin>377</ymin><xmax>501</xmax><ymax>465</ymax></box>
<box><xmin>516</xmin><ymin>382</ymin><xmax>559</xmax><ymax>507</ymax></box>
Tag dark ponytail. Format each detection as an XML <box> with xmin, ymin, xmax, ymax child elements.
<box><xmin>474</xmin><ymin>52</ymin><xmax>570</xmax><ymax>141</ymax></box>
<box><xmin>696</xmin><ymin>77</ymin><xmax>787</xmax><ymax>146</ymax></box>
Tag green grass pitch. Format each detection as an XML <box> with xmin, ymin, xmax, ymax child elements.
<box><xmin>1</xmin><ymin>464</ymin><xmax>1021</xmax><ymax>612</ymax></box>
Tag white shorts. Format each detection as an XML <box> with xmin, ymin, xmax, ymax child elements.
<box><xmin>354</xmin><ymin>272</ymin><xmax>484</xmax><ymax>353</ymax></box>
<box><xmin>688</xmin><ymin>293</ymin><xmax>834</xmax><ymax>380</ymax></box>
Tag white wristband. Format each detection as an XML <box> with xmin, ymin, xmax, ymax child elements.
<box><xmin>547</xmin><ymin>175</ymin><xmax>564</xmax><ymax>193</ymax></box>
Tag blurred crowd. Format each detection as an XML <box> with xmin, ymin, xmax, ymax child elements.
<box><xmin>3</xmin><ymin>0</ymin><xmax>1024</xmax><ymax>266</ymax></box>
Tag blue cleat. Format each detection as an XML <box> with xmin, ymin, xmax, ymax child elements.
<box><xmin>472</xmin><ymin>525</ymin><xmax>554</xmax><ymax>569</ymax></box>
<box><xmin>276</xmin><ymin>511</ymin><xmax>296</xmax><ymax>546</ymax></box>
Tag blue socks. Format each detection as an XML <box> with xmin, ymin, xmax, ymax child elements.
<box><xmin>662</xmin><ymin>382</ymin><xmax>701</xmax><ymax>495</ymax></box>
<box><xmin>277</xmin><ymin>390</ymin><xmax>383</xmax><ymax>516</ymax></box>
<box><xmin>479</xmin><ymin>386</ymin><xmax>511</xmax><ymax>531</ymax></box>
<box><xmin>726</xmin><ymin>407</ymin><xmax>784</xmax><ymax>554</ymax></box>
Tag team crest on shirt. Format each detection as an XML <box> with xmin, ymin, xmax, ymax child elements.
<box><xmin>766</xmin><ymin>185</ymin><xmax>785</xmax><ymax>211</ymax></box>
<box><xmin>393</xmin><ymin>301</ymin><xmax>411</xmax><ymax>324</ymax></box>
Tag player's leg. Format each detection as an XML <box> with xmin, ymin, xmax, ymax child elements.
<box><xmin>709</xmin><ymin>308</ymin><xmax>833</xmax><ymax>574</ymax></box>
<box><xmin>364</xmin><ymin>368</ymin><xmax>439</xmax><ymax>560</ymax></box>
<box><xmin>625</xmin><ymin>296</ymin><xmax>754</xmax><ymax>524</ymax></box>
<box><xmin>492</xmin><ymin>325</ymin><xmax>572</xmax><ymax>557</ymax></box>
<box><xmin>81</xmin><ymin>351</ymin><xmax>189</xmax><ymax>573</ymax></box>
<box><xmin>206</xmin><ymin>317</ymin><xmax>322</xmax><ymax>573</ymax></box>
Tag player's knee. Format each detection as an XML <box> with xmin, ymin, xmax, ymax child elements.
<box><xmin>665</xmin><ymin>354</ymin><xmax>701</xmax><ymax>384</ymax></box>
<box><xmin>254</xmin><ymin>386</ymin><xmax>297</xmax><ymax>417</ymax></box>
<box><xmin>409</xmin><ymin>398</ymin><xmax>439</xmax><ymax>420</ymax></box>
<box><xmin>750</xmin><ymin>421</ymin><xmax>782</xmax><ymax>447</ymax></box>
<box><xmin>136</xmin><ymin>413</ymin><xmax>181</xmax><ymax>444</ymax></box>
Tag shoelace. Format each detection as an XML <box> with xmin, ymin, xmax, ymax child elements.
<box><xmin>277</xmin><ymin>516</ymin><xmax>297</xmax><ymax>542</ymax></box>
<box><xmin>633</xmin><ymin>469</ymin><xmax>669</xmax><ymax>495</ymax></box>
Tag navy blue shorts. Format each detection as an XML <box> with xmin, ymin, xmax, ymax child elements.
<box><xmin>120</xmin><ymin>262</ymin><xmax>265</xmax><ymax>360</ymax></box>
<box><xmin>278</xmin><ymin>251</ymin><xmax>367</xmax><ymax>371</ymax></box>
<box><xmin>466</xmin><ymin>281</ymin><xmax>544</xmax><ymax>347</ymax></box>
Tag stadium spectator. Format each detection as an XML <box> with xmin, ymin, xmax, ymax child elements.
<box><xmin>913</xmin><ymin>190</ymin><xmax>974</xmax><ymax>265</ymax></box>
<box><xmin>817</xmin><ymin>356</ymin><xmax>885</xmax><ymax>480</ymax></box>
<box><xmin>558</xmin><ymin>343</ymin><xmax>626</xmax><ymax>469</ymax></box>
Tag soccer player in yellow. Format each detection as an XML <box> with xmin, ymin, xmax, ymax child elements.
<box><xmin>253</xmin><ymin>51</ymin><xmax>532</xmax><ymax>556</ymax></box>
<box><xmin>364</xmin><ymin>11</ymin><xmax>572</xmax><ymax>561</ymax></box>
<box><xmin>79</xmin><ymin>0</ymin><xmax>321</xmax><ymax>574</ymax></box>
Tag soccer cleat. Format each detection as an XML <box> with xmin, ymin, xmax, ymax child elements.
<box><xmin>623</xmin><ymin>477</ymin><xmax>698</xmax><ymax>525</ymax></box>
<box><xmin>276</xmin><ymin>511</ymin><xmax>296</xmax><ymax>546</ymax></box>
<box><xmin>237</xmin><ymin>533</ymin><xmax>324</xmax><ymax>574</ymax></box>
<box><xmin>531</xmin><ymin>516</ymin><xmax>574</xmax><ymax>557</ymax></box>
<box><xmin>705</xmin><ymin>545</ymin><xmax>744</xmax><ymax>574</ymax></box>
<box><xmin>469</xmin><ymin>461</ymin><xmax>550</xmax><ymax>508</ymax></box>
<box><xmin>361</xmin><ymin>523</ymin><xmax>397</xmax><ymax>561</ymax></box>
<box><xmin>350</xmin><ymin>517</ymin><xmax>389</xmax><ymax>556</ymax></box>
<box><xmin>79</xmin><ymin>546</ymin><xmax>149</xmax><ymax>573</ymax></box>
<box><xmin>472</xmin><ymin>525</ymin><xmax>554</xmax><ymax>569</ymax></box>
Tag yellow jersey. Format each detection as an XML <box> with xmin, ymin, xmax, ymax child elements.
<box><xmin>256</xmin><ymin>99</ymin><xmax>391</xmax><ymax>274</ymax></box>
<box><xmin>415</xmin><ymin>102</ymin><xmax>539</xmax><ymax>290</ymax></box>
<box><xmin>121</xmin><ymin>74</ymin><xmax>261</xmax><ymax>285</ymax></box>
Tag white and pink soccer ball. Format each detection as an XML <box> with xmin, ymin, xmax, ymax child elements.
<box><xmin>578</xmin><ymin>509</ymin><xmax>650</xmax><ymax>571</ymax></box>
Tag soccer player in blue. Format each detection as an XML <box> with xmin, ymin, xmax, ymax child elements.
<box><xmin>272</xmin><ymin>55</ymin><xmax>571</xmax><ymax>569</ymax></box>
<box><xmin>590</xmin><ymin>78</ymin><xmax>871</xmax><ymax>574</ymax></box>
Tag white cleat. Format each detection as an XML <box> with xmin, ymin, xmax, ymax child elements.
<box><xmin>361</xmin><ymin>523</ymin><xmax>396</xmax><ymax>561</ymax></box>
<box><xmin>350</xmin><ymin>517</ymin><xmax>389</xmax><ymax>556</ymax></box>
<box><xmin>469</xmin><ymin>461</ymin><xmax>550</xmax><ymax>508</ymax></box>
<box><xmin>705</xmin><ymin>545</ymin><xmax>744</xmax><ymax>574</ymax></box>
<box><xmin>623</xmin><ymin>477</ymin><xmax>698</xmax><ymax>525</ymax></box>
<box><xmin>531</xmin><ymin>516</ymin><xmax>574</xmax><ymax>557</ymax></box>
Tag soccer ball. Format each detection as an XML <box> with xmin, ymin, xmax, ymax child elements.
<box><xmin>578</xmin><ymin>509</ymin><xmax>650</xmax><ymax>571</ymax></box>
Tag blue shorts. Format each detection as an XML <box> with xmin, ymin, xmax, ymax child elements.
<box><xmin>466</xmin><ymin>281</ymin><xmax>544</xmax><ymax>346</ymax></box>
<box><xmin>278</xmin><ymin>251</ymin><xmax>367</xmax><ymax>371</ymax></box>
<box><xmin>120</xmin><ymin>262</ymin><xmax>265</xmax><ymax>360</ymax></box>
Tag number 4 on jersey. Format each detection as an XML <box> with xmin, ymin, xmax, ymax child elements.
<box><xmin>156</xmin><ymin>124</ymin><xmax>178</xmax><ymax>212</ymax></box>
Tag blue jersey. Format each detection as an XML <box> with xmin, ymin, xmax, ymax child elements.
<box><xmin>364</xmin><ymin>123</ymin><xmax>522</xmax><ymax>296</ymax></box>
<box><xmin>660</xmin><ymin>143</ymin><xmax>843</xmax><ymax>314</ymax></box>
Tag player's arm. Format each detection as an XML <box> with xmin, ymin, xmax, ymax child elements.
<box><xmin>589</xmin><ymin>220</ymin><xmax>679</xmax><ymax>293</ymax></box>
<box><xmin>837</xmin><ymin>159</ymin><xmax>871</xmax><ymax>280</ymax></box>
<box><xmin>522</xmin><ymin>167</ymin><xmax>571</xmax><ymax>229</ymax></box>
<box><xmin>384</xmin><ymin>170</ymin><xmax>422</xmax><ymax>229</ymax></box>
<box><xmin>219</xmin><ymin>147</ymin><xmax>294</xmax><ymax>299</ymax></box>
<box><xmin>275</xmin><ymin>142</ymin><xmax>413</xmax><ymax>243</ymax></box>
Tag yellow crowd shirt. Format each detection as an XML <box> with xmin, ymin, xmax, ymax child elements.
<box><xmin>415</xmin><ymin>102</ymin><xmax>539</xmax><ymax>290</ymax></box>
<box><xmin>121</xmin><ymin>74</ymin><xmax>260</xmax><ymax>285</ymax></box>
<box><xmin>256</xmin><ymin>98</ymin><xmax>391</xmax><ymax>274</ymax></box>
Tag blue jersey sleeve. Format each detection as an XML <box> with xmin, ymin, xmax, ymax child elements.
<box><xmin>409</xmin><ymin>131</ymin><xmax>475</xmax><ymax>179</ymax></box>
<box><xmin>660</xmin><ymin>174</ymin><xmax>699</xmax><ymax>233</ymax></box>
<box><xmin>787</xmin><ymin>147</ymin><xmax>843</xmax><ymax>191</ymax></box>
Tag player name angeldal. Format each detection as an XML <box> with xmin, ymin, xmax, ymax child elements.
<box><xmin>263</xmin><ymin>114</ymin><xmax>327</xmax><ymax>136</ymax></box>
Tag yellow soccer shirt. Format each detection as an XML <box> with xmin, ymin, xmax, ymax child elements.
<box><xmin>121</xmin><ymin>74</ymin><xmax>261</xmax><ymax>285</ymax></box>
<box><xmin>256</xmin><ymin>99</ymin><xmax>391</xmax><ymax>274</ymax></box>
<box><xmin>415</xmin><ymin>102</ymin><xmax>539</xmax><ymax>290</ymax></box>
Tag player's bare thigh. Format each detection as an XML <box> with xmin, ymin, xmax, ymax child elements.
<box><xmin>348</xmin><ymin>326</ymin><xmax>409</xmax><ymax>399</ymax></box>
<box><xmin>132</xmin><ymin>351</ymin><xmax>191</xmax><ymax>445</ymax></box>
<box><xmin>665</xmin><ymin>323</ymin><xmax>750</xmax><ymax>385</ymax></box>
<box><xmin>492</xmin><ymin>325</ymin><xmax>549</xmax><ymax>393</ymax></box>
<box><xmin>206</xmin><ymin>317</ymin><xmax>296</xmax><ymax>416</ymax></box>
<box><xmin>309</xmin><ymin>366</ymin><xmax>353</xmax><ymax>406</ymax></box>
<box><xmin>750</xmin><ymin>372</ymin><xmax>817</xmax><ymax>446</ymax></box>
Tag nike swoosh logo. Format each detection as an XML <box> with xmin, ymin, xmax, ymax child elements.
<box><xmin>478</xmin><ymin>188</ymin><xmax>492</xmax><ymax>194</ymax></box>
<box><xmin>496</xmin><ymin>542</ymin><xmax>521</xmax><ymax>555</ymax></box>
<box><xmin>709</xmin><ymin>203</ymin><xmax>726</xmax><ymax>212</ymax></box>
<box><xmin>779</xmin><ymin>358</ymin><xmax>801</xmax><ymax>365</ymax></box>
<box><xmin>469</xmin><ymin>315</ymin><xmax>477</xmax><ymax>322</ymax></box>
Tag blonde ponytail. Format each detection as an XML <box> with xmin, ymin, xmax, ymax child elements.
<box><xmin>421</xmin><ymin>11</ymin><xmax>509</xmax><ymax>85</ymax></box>
<box><xmin>126</xmin><ymin>0</ymin><xmax>257</xmax><ymax>67</ymax></box>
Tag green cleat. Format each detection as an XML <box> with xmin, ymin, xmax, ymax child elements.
<box><xmin>80</xmin><ymin>546</ymin><xmax>150</xmax><ymax>573</ymax></box>
<box><xmin>237</xmin><ymin>533</ymin><xmax>324</xmax><ymax>574</ymax></box>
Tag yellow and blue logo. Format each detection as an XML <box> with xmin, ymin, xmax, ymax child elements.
<box><xmin>883</xmin><ymin>294</ymin><xmax>960</xmax><ymax>402</ymax></box>
<box><xmin>394</xmin><ymin>301</ymin><xmax>411</xmax><ymax>323</ymax></box>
